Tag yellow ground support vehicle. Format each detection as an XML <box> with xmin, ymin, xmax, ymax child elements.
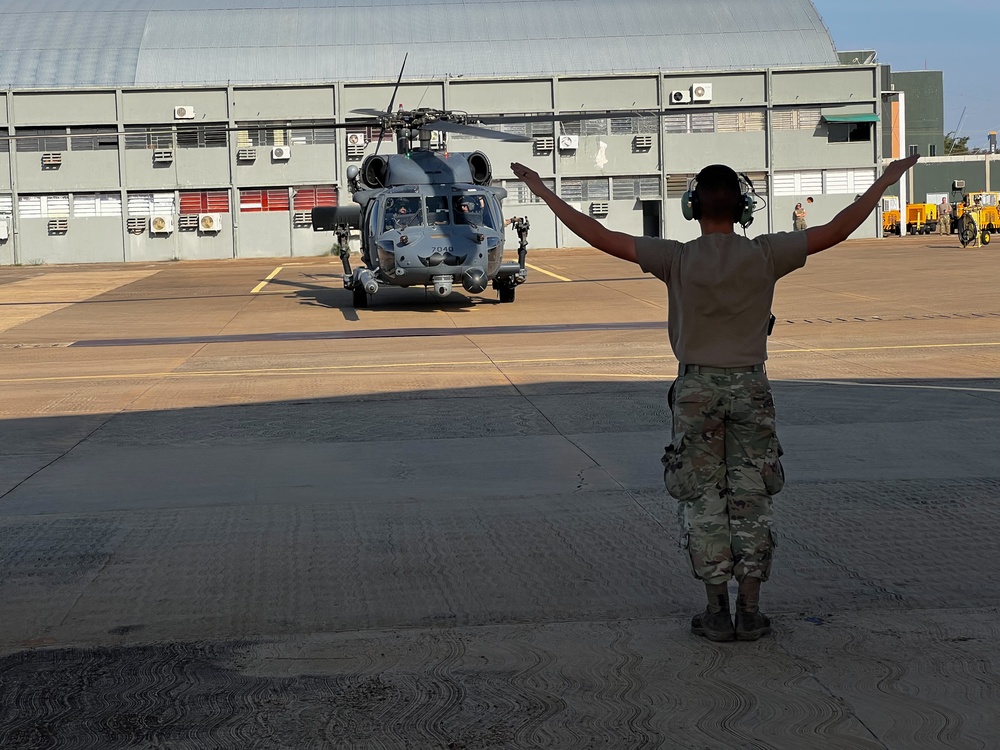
<box><xmin>954</xmin><ymin>192</ymin><xmax>1000</xmax><ymax>233</ymax></box>
<box><xmin>881</xmin><ymin>202</ymin><xmax>938</xmax><ymax>235</ymax></box>
<box><xmin>958</xmin><ymin>209</ymin><xmax>992</xmax><ymax>248</ymax></box>
<box><xmin>906</xmin><ymin>203</ymin><xmax>938</xmax><ymax>234</ymax></box>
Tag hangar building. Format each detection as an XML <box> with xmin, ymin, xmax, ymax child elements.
<box><xmin>0</xmin><ymin>0</ymin><xmax>886</xmax><ymax>265</ymax></box>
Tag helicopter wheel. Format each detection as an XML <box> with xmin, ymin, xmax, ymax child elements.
<box><xmin>352</xmin><ymin>286</ymin><xmax>369</xmax><ymax>308</ymax></box>
<box><xmin>498</xmin><ymin>285</ymin><xmax>516</xmax><ymax>303</ymax></box>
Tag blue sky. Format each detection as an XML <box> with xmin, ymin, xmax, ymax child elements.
<box><xmin>811</xmin><ymin>0</ymin><xmax>997</xmax><ymax>148</ymax></box>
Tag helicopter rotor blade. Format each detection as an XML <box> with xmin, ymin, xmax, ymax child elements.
<box><xmin>385</xmin><ymin>53</ymin><xmax>408</xmax><ymax>114</ymax></box>
<box><xmin>375</xmin><ymin>53</ymin><xmax>408</xmax><ymax>158</ymax></box>
<box><xmin>351</xmin><ymin>108</ymin><xmax>389</xmax><ymax>118</ymax></box>
<box><xmin>478</xmin><ymin>109</ymin><xmax>657</xmax><ymax>125</ymax></box>
<box><xmin>429</xmin><ymin>119</ymin><xmax>532</xmax><ymax>143</ymax></box>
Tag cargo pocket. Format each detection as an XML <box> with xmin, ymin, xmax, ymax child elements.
<box><xmin>759</xmin><ymin>435</ymin><xmax>785</xmax><ymax>496</ymax></box>
<box><xmin>662</xmin><ymin>434</ymin><xmax>702</xmax><ymax>502</ymax></box>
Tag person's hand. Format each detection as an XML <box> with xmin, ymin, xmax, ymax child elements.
<box><xmin>883</xmin><ymin>154</ymin><xmax>919</xmax><ymax>183</ymax></box>
<box><xmin>511</xmin><ymin>162</ymin><xmax>545</xmax><ymax>192</ymax></box>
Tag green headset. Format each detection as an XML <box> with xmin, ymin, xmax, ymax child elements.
<box><xmin>681</xmin><ymin>169</ymin><xmax>757</xmax><ymax>228</ymax></box>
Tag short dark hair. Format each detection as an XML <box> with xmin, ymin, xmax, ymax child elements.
<box><xmin>695</xmin><ymin>164</ymin><xmax>741</xmax><ymax>221</ymax></box>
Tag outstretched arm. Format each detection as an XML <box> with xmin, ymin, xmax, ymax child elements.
<box><xmin>805</xmin><ymin>155</ymin><xmax>919</xmax><ymax>255</ymax></box>
<box><xmin>511</xmin><ymin>163</ymin><xmax>638</xmax><ymax>263</ymax></box>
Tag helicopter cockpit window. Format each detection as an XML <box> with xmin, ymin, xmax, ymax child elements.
<box><xmin>453</xmin><ymin>195</ymin><xmax>493</xmax><ymax>227</ymax></box>
<box><xmin>426</xmin><ymin>196</ymin><xmax>451</xmax><ymax>225</ymax></box>
<box><xmin>383</xmin><ymin>197</ymin><xmax>423</xmax><ymax>230</ymax></box>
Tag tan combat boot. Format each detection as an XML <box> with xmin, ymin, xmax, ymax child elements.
<box><xmin>691</xmin><ymin>583</ymin><xmax>735</xmax><ymax>642</ymax></box>
<box><xmin>735</xmin><ymin>577</ymin><xmax>772</xmax><ymax>641</ymax></box>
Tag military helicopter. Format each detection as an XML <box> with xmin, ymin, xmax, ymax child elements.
<box><xmin>312</xmin><ymin>93</ymin><xmax>535</xmax><ymax>308</ymax></box>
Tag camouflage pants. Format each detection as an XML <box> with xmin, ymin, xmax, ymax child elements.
<box><xmin>662</xmin><ymin>371</ymin><xmax>785</xmax><ymax>584</ymax></box>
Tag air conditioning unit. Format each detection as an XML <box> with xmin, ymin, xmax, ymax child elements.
<box><xmin>347</xmin><ymin>133</ymin><xmax>367</xmax><ymax>147</ymax></box>
<box><xmin>670</xmin><ymin>90</ymin><xmax>692</xmax><ymax>104</ymax></box>
<box><xmin>0</xmin><ymin>219</ymin><xmax>8</xmax><ymax>241</ymax></box>
<box><xmin>41</xmin><ymin>152</ymin><xmax>63</xmax><ymax>167</ymax></box>
<box><xmin>48</xmin><ymin>218</ymin><xmax>69</xmax><ymax>233</ymax></box>
<box><xmin>174</xmin><ymin>105</ymin><xmax>196</xmax><ymax>120</ymax></box>
<box><xmin>691</xmin><ymin>83</ymin><xmax>713</xmax><ymax>102</ymax></box>
<box><xmin>953</xmin><ymin>180</ymin><xmax>966</xmax><ymax>191</ymax></box>
<box><xmin>150</xmin><ymin>215</ymin><xmax>174</xmax><ymax>234</ymax></box>
<box><xmin>198</xmin><ymin>213</ymin><xmax>222</xmax><ymax>233</ymax></box>
<box><xmin>237</xmin><ymin>148</ymin><xmax>257</xmax><ymax>161</ymax></box>
<box><xmin>558</xmin><ymin>135</ymin><xmax>579</xmax><ymax>151</ymax></box>
<box><xmin>271</xmin><ymin>146</ymin><xmax>292</xmax><ymax>161</ymax></box>
<box><xmin>152</xmin><ymin>149</ymin><xmax>174</xmax><ymax>163</ymax></box>
<box><xmin>590</xmin><ymin>202</ymin><xmax>610</xmax><ymax>216</ymax></box>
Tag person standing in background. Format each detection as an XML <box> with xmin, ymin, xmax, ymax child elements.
<box><xmin>938</xmin><ymin>197</ymin><xmax>952</xmax><ymax>235</ymax></box>
<box><xmin>792</xmin><ymin>203</ymin><xmax>807</xmax><ymax>231</ymax></box>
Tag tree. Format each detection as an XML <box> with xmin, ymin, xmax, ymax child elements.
<box><xmin>945</xmin><ymin>134</ymin><xmax>971</xmax><ymax>155</ymax></box>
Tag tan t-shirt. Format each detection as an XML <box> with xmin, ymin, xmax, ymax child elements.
<box><xmin>635</xmin><ymin>231</ymin><xmax>808</xmax><ymax>366</ymax></box>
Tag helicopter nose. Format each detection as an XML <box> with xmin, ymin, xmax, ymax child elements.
<box><xmin>461</xmin><ymin>268</ymin><xmax>487</xmax><ymax>294</ymax></box>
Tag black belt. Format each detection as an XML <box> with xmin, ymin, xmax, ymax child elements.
<box><xmin>679</xmin><ymin>363</ymin><xmax>765</xmax><ymax>376</ymax></box>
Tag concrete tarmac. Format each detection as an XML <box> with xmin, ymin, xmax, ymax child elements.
<box><xmin>0</xmin><ymin>236</ymin><xmax>998</xmax><ymax>748</ymax></box>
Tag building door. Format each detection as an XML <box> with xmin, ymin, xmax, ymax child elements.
<box><xmin>642</xmin><ymin>200</ymin><xmax>661</xmax><ymax>238</ymax></box>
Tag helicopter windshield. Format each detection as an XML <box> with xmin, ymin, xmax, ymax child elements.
<box><xmin>383</xmin><ymin>197</ymin><xmax>424</xmax><ymax>230</ymax></box>
<box><xmin>426</xmin><ymin>196</ymin><xmax>451</xmax><ymax>225</ymax></box>
<box><xmin>453</xmin><ymin>195</ymin><xmax>497</xmax><ymax>229</ymax></box>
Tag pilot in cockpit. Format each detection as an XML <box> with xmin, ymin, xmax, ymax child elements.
<box><xmin>453</xmin><ymin>197</ymin><xmax>482</xmax><ymax>225</ymax></box>
<box><xmin>385</xmin><ymin>197</ymin><xmax>422</xmax><ymax>230</ymax></box>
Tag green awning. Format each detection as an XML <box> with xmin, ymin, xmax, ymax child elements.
<box><xmin>822</xmin><ymin>113</ymin><xmax>879</xmax><ymax>123</ymax></box>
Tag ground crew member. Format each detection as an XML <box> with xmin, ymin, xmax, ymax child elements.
<box><xmin>792</xmin><ymin>202</ymin><xmax>807</xmax><ymax>231</ymax></box>
<box><xmin>938</xmin><ymin>197</ymin><xmax>952</xmax><ymax>235</ymax></box>
<box><xmin>510</xmin><ymin>154</ymin><xmax>919</xmax><ymax>642</ymax></box>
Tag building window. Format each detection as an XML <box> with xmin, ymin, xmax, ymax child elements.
<box><xmin>240</xmin><ymin>188</ymin><xmax>291</xmax><ymax>212</ymax></box>
<box><xmin>70</xmin><ymin>128</ymin><xmax>119</xmax><ymax>151</ymax></box>
<box><xmin>127</xmin><ymin>193</ymin><xmax>176</xmax><ymax>216</ymax></box>
<box><xmin>504</xmin><ymin>179</ymin><xmax>555</xmax><ymax>204</ymax></box>
<box><xmin>772</xmin><ymin>108</ymin><xmax>822</xmax><ymax>131</ymax></box>
<box><xmin>176</xmin><ymin>125</ymin><xmax>228</xmax><ymax>149</ymax></box>
<box><xmin>179</xmin><ymin>190</ymin><xmax>231</xmax><ymax>214</ymax></box>
<box><xmin>612</xmin><ymin>176</ymin><xmax>662</xmax><ymax>200</ymax></box>
<box><xmin>828</xmin><ymin>122</ymin><xmax>873</xmax><ymax>143</ymax></box>
<box><xmin>292</xmin><ymin>186</ymin><xmax>338</xmax><ymax>210</ymax></box>
<box><xmin>124</xmin><ymin>126</ymin><xmax>173</xmax><ymax>150</ymax></box>
<box><xmin>560</xmin><ymin>178</ymin><xmax>610</xmax><ymax>202</ymax></box>
<box><xmin>18</xmin><ymin>194</ymin><xmax>70</xmax><ymax>218</ymax></box>
<box><xmin>72</xmin><ymin>193</ymin><xmax>122</xmax><ymax>217</ymax></box>
<box><xmin>14</xmin><ymin>128</ymin><xmax>68</xmax><ymax>152</ymax></box>
<box><xmin>929</xmin><ymin>144</ymin><xmax>937</xmax><ymax>157</ymax></box>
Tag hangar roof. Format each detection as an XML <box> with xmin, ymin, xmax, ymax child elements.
<box><xmin>0</xmin><ymin>0</ymin><xmax>839</xmax><ymax>89</ymax></box>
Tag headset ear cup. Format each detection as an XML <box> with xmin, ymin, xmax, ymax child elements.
<box><xmin>681</xmin><ymin>190</ymin><xmax>700</xmax><ymax>221</ymax></box>
<box><xmin>737</xmin><ymin>195</ymin><xmax>754</xmax><ymax>226</ymax></box>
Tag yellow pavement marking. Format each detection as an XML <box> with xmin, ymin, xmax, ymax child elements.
<box><xmin>251</xmin><ymin>266</ymin><xmax>283</xmax><ymax>294</ymax></box>
<box><xmin>786</xmin><ymin>379</ymin><xmax>1000</xmax><ymax>394</ymax></box>
<box><xmin>772</xmin><ymin>341</ymin><xmax>1000</xmax><ymax>353</ymax></box>
<box><xmin>2</xmin><ymin>339</ymin><xmax>999</xmax><ymax>385</ymax></box>
<box><xmin>0</xmin><ymin>270</ymin><xmax>160</xmax><ymax>332</ymax></box>
<box><xmin>524</xmin><ymin>263</ymin><xmax>572</xmax><ymax>282</ymax></box>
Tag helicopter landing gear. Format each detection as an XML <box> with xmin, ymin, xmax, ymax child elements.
<box><xmin>498</xmin><ymin>285</ymin><xmax>516</xmax><ymax>303</ymax></box>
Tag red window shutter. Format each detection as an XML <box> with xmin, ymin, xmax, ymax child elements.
<box><xmin>179</xmin><ymin>192</ymin><xmax>203</xmax><ymax>214</ymax></box>
<box><xmin>265</xmin><ymin>189</ymin><xmax>290</xmax><ymax>212</ymax></box>
<box><xmin>293</xmin><ymin>186</ymin><xmax>338</xmax><ymax>210</ymax></box>
<box><xmin>206</xmin><ymin>191</ymin><xmax>230</xmax><ymax>213</ymax></box>
<box><xmin>240</xmin><ymin>189</ymin><xmax>263</xmax><ymax>212</ymax></box>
